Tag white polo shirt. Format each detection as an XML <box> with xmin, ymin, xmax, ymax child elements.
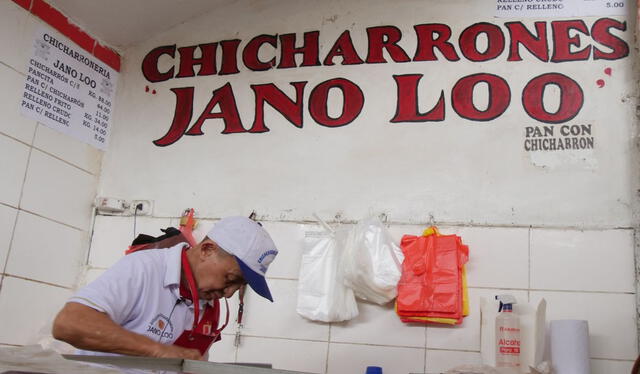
<box><xmin>70</xmin><ymin>243</ymin><xmax>207</xmax><ymax>355</ymax></box>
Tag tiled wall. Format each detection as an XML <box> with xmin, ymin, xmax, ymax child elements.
<box><xmin>86</xmin><ymin>216</ymin><xmax>638</xmax><ymax>374</ymax></box>
<box><xmin>0</xmin><ymin>0</ymin><xmax>101</xmax><ymax>348</ymax></box>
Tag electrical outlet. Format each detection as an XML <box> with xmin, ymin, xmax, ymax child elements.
<box><xmin>95</xmin><ymin>197</ymin><xmax>129</xmax><ymax>214</ymax></box>
<box><xmin>130</xmin><ymin>200</ymin><xmax>153</xmax><ymax>216</ymax></box>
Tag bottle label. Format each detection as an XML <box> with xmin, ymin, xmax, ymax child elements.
<box><xmin>497</xmin><ymin>338</ymin><xmax>521</xmax><ymax>355</ymax></box>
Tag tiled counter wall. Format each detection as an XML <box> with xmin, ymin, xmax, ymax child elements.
<box><xmin>0</xmin><ymin>0</ymin><xmax>101</xmax><ymax>348</ymax></box>
<box><xmin>86</xmin><ymin>216</ymin><xmax>638</xmax><ymax>374</ymax></box>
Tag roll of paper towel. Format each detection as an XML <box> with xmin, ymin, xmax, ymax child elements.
<box><xmin>550</xmin><ymin>320</ymin><xmax>590</xmax><ymax>374</ymax></box>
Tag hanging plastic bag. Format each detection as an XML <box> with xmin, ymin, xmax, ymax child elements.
<box><xmin>396</xmin><ymin>233</ymin><xmax>468</xmax><ymax>323</ymax></box>
<box><xmin>296</xmin><ymin>226</ymin><xmax>359</xmax><ymax>322</ymax></box>
<box><xmin>341</xmin><ymin>217</ymin><xmax>404</xmax><ymax>304</ymax></box>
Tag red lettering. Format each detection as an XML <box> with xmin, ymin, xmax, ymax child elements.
<box><xmin>459</xmin><ymin>23</ymin><xmax>505</xmax><ymax>62</ymax></box>
<box><xmin>219</xmin><ymin>40</ymin><xmax>241</xmax><ymax>75</ymax></box>
<box><xmin>591</xmin><ymin>18</ymin><xmax>629</xmax><ymax>60</ymax></box>
<box><xmin>278</xmin><ymin>31</ymin><xmax>321</xmax><ymax>69</ymax></box>
<box><xmin>323</xmin><ymin>30</ymin><xmax>364</xmax><ymax>66</ymax></box>
<box><xmin>250</xmin><ymin>82</ymin><xmax>308</xmax><ymax>132</ymax></box>
<box><xmin>505</xmin><ymin>21</ymin><xmax>549</xmax><ymax>62</ymax></box>
<box><xmin>309</xmin><ymin>78</ymin><xmax>364</xmax><ymax>127</ymax></box>
<box><xmin>451</xmin><ymin>73</ymin><xmax>511</xmax><ymax>121</ymax></box>
<box><xmin>413</xmin><ymin>23</ymin><xmax>460</xmax><ymax>61</ymax></box>
<box><xmin>186</xmin><ymin>83</ymin><xmax>246</xmax><ymax>136</ymax></box>
<box><xmin>175</xmin><ymin>43</ymin><xmax>217</xmax><ymax>78</ymax></box>
<box><xmin>522</xmin><ymin>73</ymin><xmax>583</xmax><ymax>123</ymax></box>
<box><xmin>391</xmin><ymin>74</ymin><xmax>445</xmax><ymax>122</ymax></box>
<box><xmin>242</xmin><ymin>35</ymin><xmax>277</xmax><ymax>71</ymax></box>
<box><xmin>366</xmin><ymin>26</ymin><xmax>411</xmax><ymax>63</ymax></box>
<box><xmin>141</xmin><ymin>45</ymin><xmax>176</xmax><ymax>83</ymax></box>
<box><xmin>153</xmin><ymin>87</ymin><xmax>194</xmax><ymax>146</ymax></box>
<box><xmin>550</xmin><ymin>20</ymin><xmax>591</xmax><ymax>62</ymax></box>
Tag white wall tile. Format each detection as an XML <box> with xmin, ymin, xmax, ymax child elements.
<box><xmin>590</xmin><ymin>358</ymin><xmax>634</xmax><ymax>374</ymax></box>
<box><xmin>260</xmin><ymin>222</ymin><xmax>308</xmax><ymax>280</ymax></box>
<box><xmin>208</xmin><ymin>332</ymin><xmax>237</xmax><ymax>363</ymax></box>
<box><xmin>33</xmin><ymin>125</ymin><xmax>103</xmax><ymax>175</ymax></box>
<box><xmin>332</xmin><ymin>300</ymin><xmax>425</xmax><ymax>348</ymax></box>
<box><xmin>530</xmin><ymin>229</ymin><xmax>635</xmax><ymax>293</ymax></box>
<box><xmin>0</xmin><ymin>135</ymin><xmax>30</xmax><ymax>207</ymax></box>
<box><xmin>0</xmin><ymin>276</ymin><xmax>71</xmax><ymax>345</ymax></box>
<box><xmin>439</xmin><ymin>226</ymin><xmax>530</xmax><ymax>289</ymax></box>
<box><xmin>6</xmin><ymin>211</ymin><xmax>87</xmax><ymax>288</ymax></box>
<box><xmin>386</xmin><ymin>224</ymin><xmax>429</xmax><ymax>244</ymax></box>
<box><xmin>0</xmin><ymin>205</ymin><xmax>18</xmax><ymax>270</ymax></box>
<box><xmin>327</xmin><ymin>343</ymin><xmax>424</xmax><ymax>374</ymax></box>
<box><xmin>237</xmin><ymin>336</ymin><xmax>327</xmax><ymax>373</ymax></box>
<box><xmin>0</xmin><ymin>1</ymin><xmax>36</xmax><ymax>74</ymax></box>
<box><xmin>79</xmin><ymin>267</ymin><xmax>106</xmax><ymax>287</ymax></box>
<box><xmin>0</xmin><ymin>66</ymin><xmax>37</xmax><ymax>143</ymax></box>
<box><xmin>426</xmin><ymin>288</ymin><xmax>528</xmax><ymax>352</ymax></box>
<box><xmin>21</xmin><ymin>150</ymin><xmax>97</xmax><ymax>230</ymax></box>
<box><xmin>241</xmin><ymin>279</ymin><xmax>329</xmax><ymax>341</ymax></box>
<box><xmin>426</xmin><ymin>350</ymin><xmax>482</xmax><ymax>373</ymax></box>
<box><xmin>88</xmin><ymin>215</ymin><xmax>172</xmax><ymax>269</ymax></box>
<box><xmin>530</xmin><ymin>291</ymin><xmax>637</xmax><ymax>360</ymax></box>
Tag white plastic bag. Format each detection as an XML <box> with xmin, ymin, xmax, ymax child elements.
<box><xmin>341</xmin><ymin>217</ymin><xmax>404</xmax><ymax>305</ymax></box>
<box><xmin>296</xmin><ymin>226</ymin><xmax>359</xmax><ymax>322</ymax></box>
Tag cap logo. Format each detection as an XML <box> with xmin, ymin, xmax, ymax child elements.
<box><xmin>257</xmin><ymin>249</ymin><xmax>277</xmax><ymax>273</ymax></box>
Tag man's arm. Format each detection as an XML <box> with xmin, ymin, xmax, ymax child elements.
<box><xmin>52</xmin><ymin>302</ymin><xmax>202</xmax><ymax>360</ymax></box>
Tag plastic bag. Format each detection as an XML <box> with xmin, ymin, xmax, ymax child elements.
<box><xmin>396</xmin><ymin>234</ymin><xmax>468</xmax><ymax>322</ymax></box>
<box><xmin>341</xmin><ymin>217</ymin><xmax>404</xmax><ymax>304</ymax></box>
<box><xmin>296</xmin><ymin>226</ymin><xmax>359</xmax><ymax>322</ymax></box>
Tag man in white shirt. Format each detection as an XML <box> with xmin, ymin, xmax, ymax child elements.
<box><xmin>52</xmin><ymin>216</ymin><xmax>278</xmax><ymax>360</ymax></box>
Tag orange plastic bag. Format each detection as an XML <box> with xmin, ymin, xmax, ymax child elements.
<box><xmin>396</xmin><ymin>230</ymin><xmax>468</xmax><ymax>324</ymax></box>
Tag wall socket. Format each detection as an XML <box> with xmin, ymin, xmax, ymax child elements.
<box><xmin>130</xmin><ymin>200</ymin><xmax>153</xmax><ymax>216</ymax></box>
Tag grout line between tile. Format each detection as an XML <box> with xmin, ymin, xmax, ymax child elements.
<box><xmin>1</xmin><ymin>125</ymin><xmax>37</xmax><ymax>287</ymax></box>
<box><xmin>423</xmin><ymin>325</ymin><xmax>428</xmax><ymax>373</ymax></box>
<box><xmin>93</xmin><ymin>214</ymin><xmax>636</xmax><ymax>231</ymax></box>
<box><xmin>31</xmin><ymin>136</ymin><xmax>99</xmax><ymax>176</ymax></box>
<box><xmin>0</xmin><ymin>342</ymin><xmax>22</xmax><ymax>347</ymax></box>
<box><xmin>3</xmin><ymin>273</ymin><xmax>71</xmax><ymax>290</ymax></box>
<box><xmin>0</xmin><ymin>128</ymin><xmax>101</xmax><ymax>178</ymax></box>
<box><xmin>528</xmin><ymin>226</ymin><xmax>532</xmax><ymax>303</ymax></box>
<box><xmin>17</xmin><ymin>208</ymin><xmax>86</xmax><ymax>232</ymax></box>
<box><xmin>0</xmin><ymin>209</ymin><xmax>20</xmax><ymax>285</ymax></box>
<box><xmin>425</xmin><ymin>347</ymin><xmax>481</xmax><ymax>353</ymax></box>
<box><xmin>0</xmin><ymin>131</ymin><xmax>32</xmax><ymax>148</ymax></box>
<box><xmin>0</xmin><ymin>202</ymin><xmax>18</xmax><ymax>210</ymax></box>
<box><xmin>0</xmin><ymin>61</ymin><xmax>26</xmax><ymax>76</ymax></box>
<box><xmin>467</xmin><ymin>286</ymin><xmax>635</xmax><ymax>295</ymax></box>
<box><xmin>325</xmin><ymin>324</ymin><xmax>331</xmax><ymax>374</ymax></box>
<box><xmin>328</xmin><ymin>341</ymin><xmax>427</xmax><ymax>350</ymax></box>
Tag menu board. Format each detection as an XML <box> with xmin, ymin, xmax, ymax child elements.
<box><xmin>20</xmin><ymin>28</ymin><xmax>118</xmax><ymax>150</ymax></box>
<box><xmin>495</xmin><ymin>0</ymin><xmax>630</xmax><ymax>18</ymax></box>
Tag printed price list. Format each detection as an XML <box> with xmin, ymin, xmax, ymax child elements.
<box><xmin>20</xmin><ymin>28</ymin><xmax>118</xmax><ymax>150</ymax></box>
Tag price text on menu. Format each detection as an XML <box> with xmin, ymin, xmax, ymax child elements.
<box><xmin>495</xmin><ymin>0</ymin><xmax>629</xmax><ymax>17</ymax></box>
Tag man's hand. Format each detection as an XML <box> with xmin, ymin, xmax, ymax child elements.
<box><xmin>53</xmin><ymin>302</ymin><xmax>204</xmax><ymax>359</ymax></box>
<box><xmin>152</xmin><ymin>344</ymin><xmax>203</xmax><ymax>361</ymax></box>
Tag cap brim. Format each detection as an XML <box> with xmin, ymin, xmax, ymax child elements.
<box><xmin>235</xmin><ymin>256</ymin><xmax>273</xmax><ymax>302</ymax></box>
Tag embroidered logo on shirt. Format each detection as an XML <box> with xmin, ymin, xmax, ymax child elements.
<box><xmin>147</xmin><ymin>314</ymin><xmax>174</xmax><ymax>340</ymax></box>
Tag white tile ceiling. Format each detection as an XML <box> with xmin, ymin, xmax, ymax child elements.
<box><xmin>46</xmin><ymin>0</ymin><xmax>228</xmax><ymax>51</ymax></box>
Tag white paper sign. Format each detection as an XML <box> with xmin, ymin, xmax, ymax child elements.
<box><xmin>495</xmin><ymin>0</ymin><xmax>630</xmax><ymax>18</ymax></box>
<box><xmin>20</xmin><ymin>28</ymin><xmax>118</xmax><ymax>150</ymax></box>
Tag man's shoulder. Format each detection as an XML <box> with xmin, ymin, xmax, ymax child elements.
<box><xmin>113</xmin><ymin>243</ymin><xmax>184</xmax><ymax>274</ymax></box>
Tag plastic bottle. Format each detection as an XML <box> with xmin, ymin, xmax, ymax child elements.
<box><xmin>495</xmin><ymin>294</ymin><xmax>520</xmax><ymax>373</ymax></box>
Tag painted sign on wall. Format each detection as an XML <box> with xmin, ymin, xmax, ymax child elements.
<box><xmin>139</xmin><ymin>17</ymin><xmax>628</xmax><ymax>154</ymax></box>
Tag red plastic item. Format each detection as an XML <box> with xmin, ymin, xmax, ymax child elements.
<box><xmin>396</xmin><ymin>234</ymin><xmax>468</xmax><ymax>322</ymax></box>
